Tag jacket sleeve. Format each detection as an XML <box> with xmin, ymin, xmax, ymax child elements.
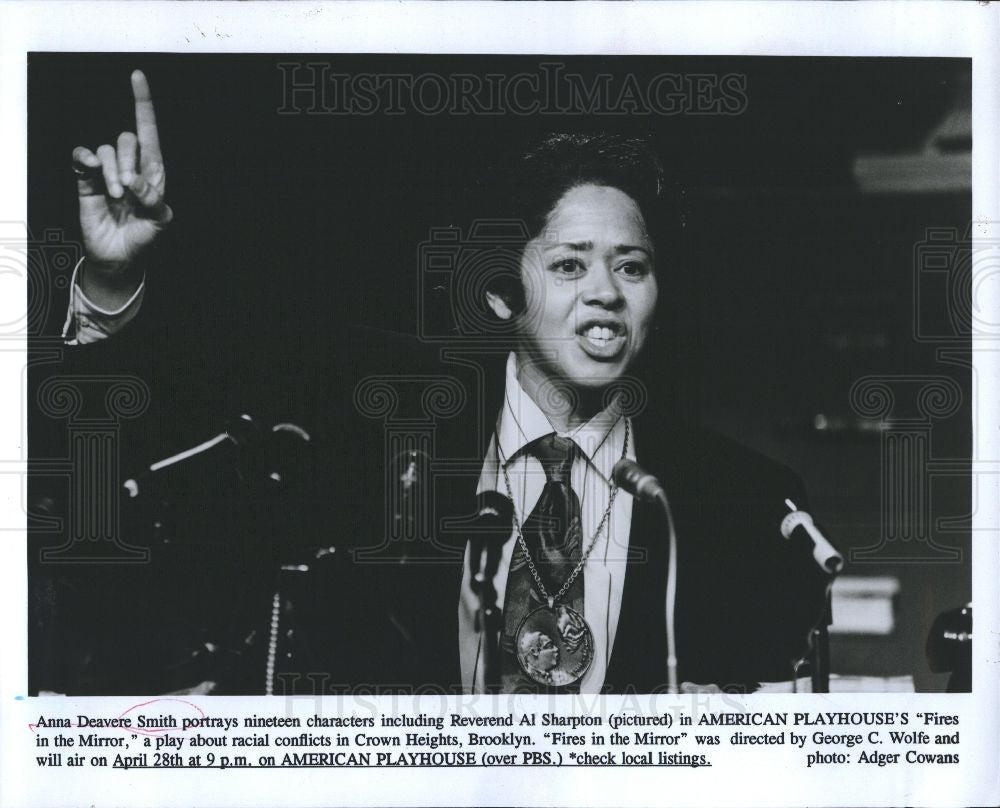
<box><xmin>61</xmin><ymin>258</ymin><xmax>146</xmax><ymax>345</ymax></box>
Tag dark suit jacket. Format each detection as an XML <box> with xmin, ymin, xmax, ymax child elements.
<box><xmin>30</xmin><ymin>315</ymin><xmax>828</xmax><ymax>695</ymax></box>
<box><xmin>277</xmin><ymin>339</ymin><xmax>830</xmax><ymax>695</ymax></box>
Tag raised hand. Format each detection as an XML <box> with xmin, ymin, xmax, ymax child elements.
<box><xmin>72</xmin><ymin>70</ymin><xmax>172</xmax><ymax>301</ymax></box>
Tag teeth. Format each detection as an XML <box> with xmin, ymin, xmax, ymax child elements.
<box><xmin>583</xmin><ymin>325</ymin><xmax>620</xmax><ymax>346</ymax></box>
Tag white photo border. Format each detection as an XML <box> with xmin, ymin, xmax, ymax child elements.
<box><xmin>1</xmin><ymin>3</ymin><xmax>997</xmax><ymax>807</ymax></box>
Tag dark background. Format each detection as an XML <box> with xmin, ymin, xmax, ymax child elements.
<box><xmin>28</xmin><ymin>55</ymin><xmax>971</xmax><ymax>692</ymax></box>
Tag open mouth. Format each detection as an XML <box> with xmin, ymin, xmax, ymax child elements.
<box><xmin>577</xmin><ymin>320</ymin><xmax>627</xmax><ymax>358</ymax></box>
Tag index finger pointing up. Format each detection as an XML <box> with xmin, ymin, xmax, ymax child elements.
<box><xmin>131</xmin><ymin>69</ymin><xmax>162</xmax><ymax>167</ymax></box>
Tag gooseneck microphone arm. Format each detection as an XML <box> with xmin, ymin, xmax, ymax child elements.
<box><xmin>613</xmin><ymin>459</ymin><xmax>680</xmax><ymax>695</ymax></box>
<box><xmin>615</xmin><ymin>462</ymin><xmax>844</xmax><ymax>694</ymax></box>
<box><xmin>782</xmin><ymin>499</ymin><xmax>842</xmax><ymax>694</ymax></box>
<box><xmin>467</xmin><ymin>492</ymin><xmax>514</xmax><ymax>692</ymax></box>
<box><xmin>123</xmin><ymin>414</ymin><xmax>313</xmax><ymax>499</ymax></box>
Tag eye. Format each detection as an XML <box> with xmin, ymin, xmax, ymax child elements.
<box><xmin>616</xmin><ymin>260</ymin><xmax>649</xmax><ymax>278</ymax></box>
<box><xmin>549</xmin><ymin>257</ymin><xmax>585</xmax><ymax>276</ymax></box>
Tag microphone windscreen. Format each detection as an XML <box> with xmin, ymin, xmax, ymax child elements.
<box><xmin>612</xmin><ymin>458</ymin><xmax>642</xmax><ymax>492</ymax></box>
<box><xmin>613</xmin><ymin>459</ymin><xmax>665</xmax><ymax>502</ymax></box>
<box><xmin>476</xmin><ymin>490</ymin><xmax>513</xmax><ymax>524</ymax></box>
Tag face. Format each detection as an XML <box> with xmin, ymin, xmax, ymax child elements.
<box><xmin>535</xmin><ymin>635</ymin><xmax>559</xmax><ymax>671</ymax></box>
<box><xmin>489</xmin><ymin>183</ymin><xmax>658</xmax><ymax>393</ymax></box>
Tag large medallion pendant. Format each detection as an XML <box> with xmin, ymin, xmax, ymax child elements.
<box><xmin>514</xmin><ymin>603</ymin><xmax>594</xmax><ymax>687</ymax></box>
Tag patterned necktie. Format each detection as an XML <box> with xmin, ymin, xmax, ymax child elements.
<box><xmin>500</xmin><ymin>434</ymin><xmax>584</xmax><ymax>692</ymax></box>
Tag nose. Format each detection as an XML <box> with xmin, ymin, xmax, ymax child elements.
<box><xmin>581</xmin><ymin>262</ymin><xmax>624</xmax><ymax>309</ymax></box>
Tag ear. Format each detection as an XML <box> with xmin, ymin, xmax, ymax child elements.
<box><xmin>485</xmin><ymin>289</ymin><xmax>515</xmax><ymax>321</ymax></box>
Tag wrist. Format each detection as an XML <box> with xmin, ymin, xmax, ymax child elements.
<box><xmin>82</xmin><ymin>256</ymin><xmax>138</xmax><ymax>281</ymax></box>
<box><xmin>78</xmin><ymin>258</ymin><xmax>144</xmax><ymax>311</ymax></box>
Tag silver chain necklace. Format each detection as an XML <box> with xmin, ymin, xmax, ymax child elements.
<box><xmin>499</xmin><ymin>416</ymin><xmax>630</xmax><ymax>606</ymax></box>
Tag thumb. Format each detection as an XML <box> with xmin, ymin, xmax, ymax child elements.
<box><xmin>72</xmin><ymin>147</ymin><xmax>104</xmax><ymax>198</ymax></box>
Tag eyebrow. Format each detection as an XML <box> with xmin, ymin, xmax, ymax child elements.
<box><xmin>549</xmin><ymin>241</ymin><xmax>652</xmax><ymax>257</ymax></box>
<box><xmin>613</xmin><ymin>244</ymin><xmax>652</xmax><ymax>257</ymax></box>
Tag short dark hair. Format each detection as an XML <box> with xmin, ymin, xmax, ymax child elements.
<box><xmin>480</xmin><ymin>132</ymin><xmax>683</xmax><ymax>315</ymax></box>
<box><xmin>507</xmin><ymin>133</ymin><xmax>666</xmax><ymax>240</ymax></box>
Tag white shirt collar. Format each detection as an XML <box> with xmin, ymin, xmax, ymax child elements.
<box><xmin>494</xmin><ymin>352</ymin><xmax>624</xmax><ymax>484</ymax></box>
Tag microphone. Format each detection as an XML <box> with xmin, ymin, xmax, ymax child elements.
<box><xmin>612</xmin><ymin>458</ymin><xmax>679</xmax><ymax>694</ymax></box>
<box><xmin>613</xmin><ymin>458</ymin><xmax>666</xmax><ymax>503</ymax></box>
<box><xmin>468</xmin><ymin>491</ymin><xmax>513</xmax><ymax>583</ymax></box>
<box><xmin>926</xmin><ymin>603</ymin><xmax>971</xmax><ymax>692</ymax></box>
<box><xmin>472</xmin><ymin>490</ymin><xmax>513</xmax><ymax>531</ymax></box>
<box><xmin>264</xmin><ymin>422</ymin><xmax>313</xmax><ymax>488</ymax></box>
<box><xmin>123</xmin><ymin>415</ymin><xmax>310</xmax><ymax>499</ymax></box>
<box><xmin>467</xmin><ymin>492</ymin><xmax>513</xmax><ymax>689</ymax></box>
<box><xmin>780</xmin><ymin>499</ymin><xmax>844</xmax><ymax>575</ymax></box>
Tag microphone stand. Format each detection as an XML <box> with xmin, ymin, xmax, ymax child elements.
<box><xmin>809</xmin><ymin>587</ymin><xmax>834</xmax><ymax>693</ymax></box>
<box><xmin>469</xmin><ymin>538</ymin><xmax>503</xmax><ymax>691</ymax></box>
<box><xmin>654</xmin><ymin>491</ymin><xmax>680</xmax><ymax>695</ymax></box>
<box><xmin>465</xmin><ymin>492</ymin><xmax>512</xmax><ymax>692</ymax></box>
<box><xmin>792</xmin><ymin>580</ymin><xmax>835</xmax><ymax>694</ymax></box>
<box><xmin>611</xmin><ymin>459</ymin><xmax>680</xmax><ymax>694</ymax></box>
<box><xmin>782</xmin><ymin>502</ymin><xmax>841</xmax><ymax>694</ymax></box>
<box><xmin>614</xmin><ymin>459</ymin><xmax>844</xmax><ymax>696</ymax></box>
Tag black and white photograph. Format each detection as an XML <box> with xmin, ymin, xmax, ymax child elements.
<box><xmin>2</xmin><ymin>3</ymin><xmax>998</xmax><ymax>807</ymax></box>
<box><xmin>26</xmin><ymin>51</ymin><xmax>974</xmax><ymax>697</ymax></box>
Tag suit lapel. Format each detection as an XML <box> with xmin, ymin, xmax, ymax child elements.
<box><xmin>604</xmin><ymin>408</ymin><xmax>673</xmax><ymax>692</ymax></box>
<box><xmin>416</xmin><ymin>351</ymin><xmax>510</xmax><ymax>687</ymax></box>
